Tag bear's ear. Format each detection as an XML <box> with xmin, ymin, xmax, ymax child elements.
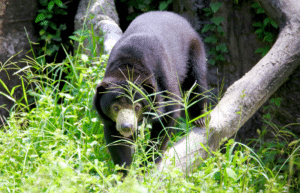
<box><xmin>96</xmin><ymin>81</ymin><xmax>108</xmax><ymax>95</ymax></box>
<box><xmin>94</xmin><ymin>82</ymin><xmax>109</xmax><ymax>119</ymax></box>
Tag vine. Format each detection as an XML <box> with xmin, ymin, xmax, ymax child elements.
<box><xmin>35</xmin><ymin>0</ymin><xmax>68</xmax><ymax>60</ymax></box>
<box><xmin>120</xmin><ymin>0</ymin><xmax>173</xmax><ymax>21</ymax></box>
<box><xmin>201</xmin><ymin>2</ymin><xmax>228</xmax><ymax>65</ymax></box>
<box><xmin>252</xmin><ymin>3</ymin><xmax>278</xmax><ymax>57</ymax></box>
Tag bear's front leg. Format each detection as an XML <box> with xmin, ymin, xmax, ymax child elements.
<box><xmin>103</xmin><ymin>122</ymin><xmax>133</xmax><ymax>175</ymax></box>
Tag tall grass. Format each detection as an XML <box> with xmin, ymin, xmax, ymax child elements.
<box><xmin>0</xmin><ymin>33</ymin><xmax>298</xmax><ymax>192</ymax></box>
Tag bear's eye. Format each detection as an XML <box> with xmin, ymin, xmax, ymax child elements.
<box><xmin>113</xmin><ymin>106</ymin><xmax>119</xmax><ymax>112</ymax></box>
<box><xmin>135</xmin><ymin>104</ymin><xmax>140</xmax><ymax>112</ymax></box>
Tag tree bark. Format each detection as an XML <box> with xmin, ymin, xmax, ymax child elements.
<box><xmin>157</xmin><ymin>0</ymin><xmax>300</xmax><ymax>173</ymax></box>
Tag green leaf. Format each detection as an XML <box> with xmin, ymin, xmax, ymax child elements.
<box><xmin>253</xmin><ymin>22</ymin><xmax>262</xmax><ymax>27</ymax></box>
<box><xmin>263</xmin><ymin>112</ymin><xmax>271</xmax><ymax>120</ymax></box>
<box><xmin>210</xmin><ymin>2</ymin><xmax>222</xmax><ymax>13</ymax></box>
<box><xmin>226</xmin><ymin>168</ymin><xmax>237</xmax><ymax>180</ymax></box>
<box><xmin>159</xmin><ymin>0</ymin><xmax>172</xmax><ymax>11</ymax></box>
<box><xmin>49</xmin><ymin>22</ymin><xmax>57</xmax><ymax>30</ymax></box>
<box><xmin>216</xmin><ymin>43</ymin><xmax>228</xmax><ymax>52</ymax></box>
<box><xmin>55</xmin><ymin>0</ymin><xmax>64</xmax><ymax>7</ymax></box>
<box><xmin>39</xmin><ymin>0</ymin><xmax>48</xmax><ymax>6</ymax></box>
<box><xmin>55</xmin><ymin>9</ymin><xmax>68</xmax><ymax>15</ymax></box>
<box><xmin>255</xmin><ymin>28</ymin><xmax>264</xmax><ymax>34</ymax></box>
<box><xmin>252</xmin><ymin>3</ymin><xmax>260</xmax><ymax>9</ymax></box>
<box><xmin>0</xmin><ymin>91</ymin><xmax>16</xmax><ymax>102</ymax></box>
<box><xmin>201</xmin><ymin>24</ymin><xmax>216</xmax><ymax>33</ymax></box>
<box><xmin>35</xmin><ymin>13</ymin><xmax>46</xmax><ymax>23</ymax></box>
<box><xmin>48</xmin><ymin>1</ymin><xmax>55</xmax><ymax>11</ymax></box>
<box><xmin>10</xmin><ymin>85</ymin><xmax>21</xmax><ymax>96</ymax></box>
<box><xmin>21</xmin><ymin>77</ymin><xmax>28</xmax><ymax>106</ymax></box>
<box><xmin>271</xmin><ymin>20</ymin><xmax>278</xmax><ymax>28</ymax></box>
<box><xmin>0</xmin><ymin>79</ymin><xmax>11</xmax><ymax>94</ymax></box>
<box><xmin>208</xmin><ymin>58</ymin><xmax>216</xmax><ymax>65</ymax></box>
<box><xmin>262</xmin><ymin>46</ymin><xmax>270</xmax><ymax>56</ymax></box>
<box><xmin>254</xmin><ymin>47</ymin><xmax>264</xmax><ymax>53</ymax></box>
<box><xmin>46</xmin><ymin>13</ymin><xmax>53</xmax><ymax>19</ymax></box>
<box><xmin>40</xmin><ymin>20</ymin><xmax>50</xmax><ymax>26</ymax></box>
<box><xmin>270</xmin><ymin>98</ymin><xmax>282</xmax><ymax>107</ymax></box>
<box><xmin>204</xmin><ymin>36</ymin><xmax>218</xmax><ymax>44</ymax></box>
<box><xmin>217</xmin><ymin>26</ymin><xmax>224</xmax><ymax>34</ymax></box>
<box><xmin>257</xmin><ymin>8</ymin><xmax>265</xmax><ymax>14</ymax></box>
<box><xmin>59</xmin><ymin>23</ymin><xmax>67</xmax><ymax>30</ymax></box>
<box><xmin>39</xmin><ymin>29</ymin><xmax>46</xmax><ymax>36</ymax></box>
<box><xmin>203</xmin><ymin>7</ymin><xmax>212</xmax><ymax>16</ymax></box>
<box><xmin>207</xmin><ymin>49</ymin><xmax>216</xmax><ymax>56</ymax></box>
<box><xmin>69</xmin><ymin>35</ymin><xmax>80</xmax><ymax>42</ymax></box>
<box><xmin>218</xmin><ymin>55</ymin><xmax>225</xmax><ymax>61</ymax></box>
<box><xmin>263</xmin><ymin>17</ymin><xmax>271</xmax><ymax>26</ymax></box>
<box><xmin>211</xmin><ymin>17</ymin><xmax>225</xmax><ymax>26</ymax></box>
<box><xmin>264</xmin><ymin>32</ymin><xmax>273</xmax><ymax>42</ymax></box>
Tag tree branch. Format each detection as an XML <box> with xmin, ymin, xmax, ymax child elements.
<box><xmin>157</xmin><ymin>0</ymin><xmax>300</xmax><ymax>173</ymax></box>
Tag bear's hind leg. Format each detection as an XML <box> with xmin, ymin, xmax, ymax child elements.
<box><xmin>183</xmin><ymin>37</ymin><xmax>207</xmax><ymax>127</ymax></box>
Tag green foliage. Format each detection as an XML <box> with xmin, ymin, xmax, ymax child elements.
<box><xmin>121</xmin><ymin>0</ymin><xmax>173</xmax><ymax>21</ymax></box>
<box><xmin>35</xmin><ymin>0</ymin><xmax>68</xmax><ymax>58</ymax></box>
<box><xmin>251</xmin><ymin>97</ymin><xmax>300</xmax><ymax>191</ymax></box>
<box><xmin>70</xmin><ymin>19</ymin><xmax>105</xmax><ymax>58</ymax></box>
<box><xmin>190</xmin><ymin>139</ymin><xmax>288</xmax><ymax>192</ymax></box>
<box><xmin>0</xmin><ymin>23</ymin><xmax>297</xmax><ymax>192</ymax></box>
<box><xmin>263</xmin><ymin>97</ymin><xmax>282</xmax><ymax>121</ymax></box>
<box><xmin>202</xmin><ymin>2</ymin><xmax>228</xmax><ymax>65</ymax></box>
<box><xmin>0</xmin><ymin>52</ymin><xmax>294</xmax><ymax>192</ymax></box>
<box><xmin>252</xmin><ymin>3</ymin><xmax>278</xmax><ymax>57</ymax></box>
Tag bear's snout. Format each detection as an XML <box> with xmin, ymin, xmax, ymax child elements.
<box><xmin>121</xmin><ymin>122</ymin><xmax>133</xmax><ymax>133</ymax></box>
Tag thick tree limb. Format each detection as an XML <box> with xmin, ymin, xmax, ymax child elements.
<box><xmin>157</xmin><ymin>0</ymin><xmax>300</xmax><ymax>173</ymax></box>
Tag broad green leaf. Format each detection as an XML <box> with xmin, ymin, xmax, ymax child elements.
<box><xmin>263</xmin><ymin>17</ymin><xmax>271</xmax><ymax>26</ymax></box>
<box><xmin>211</xmin><ymin>17</ymin><xmax>225</xmax><ymax>26</ymax></box>
<box><xmin>159</xmin><ymin>1</ymin><xmax>171</xmax><ymax>11</ymax></box>
<box><xmin>217</xmin><ymin>26</ymin><xmax>224</xmax><ymax>34</ymax></box>
<box><xmin>271</xmin><ymin>20</ymin><xmax>278</xmax><ymax>28</ymax></box>
<box><xmin>35</xmin><ymin>13</ymin><xmax>46</xmax><ymax>23</ymax></box>
<box><xmin>55</xmin><ymin>0</ymin><xmax>64</xmax><ymax>7</ymax></box>
<box><xmin>216</xmin><ymin>43</ymin><xmax>228</xmax><ymax>53</ymax></box>
<box><xmin>210</xmin><ymin>2</ymin><xmax>222</xmax><ymax>13</ymax></box>
<box><xmin>255</xmin><ymin>47</ymin><xmax>264</xmax><ymax>53</ymax></box>
<box><xmin>48</xmin><ymin>1</ymin><xmax>55</xmax><ymax>11</ymax></box>
<box><xmin>204</xmin><ymin>36</ymin><xmax>217</xmax><ymax>44</ymax></box>
<box><xmin>226</xmin><ymin>168</ymin><xmax>237</xmax><ymax>180</ymax></box>
<box><xmin>208</xmin><ymin>58</ymin><xmax>216</xmax><ymax>65</ymax></box>
<box><xmin>201</xmin><ymin>24</ymin><xmax>216</xmax><ymax>33</ymax></box>
<box><xmin>253</xmin><ymin>22</ymin><xmax>262</xmax><ymax>27</ymax></box>
<box><xmin>257</xmin><ymin>8</ymin><xmax>265</xmax><ymax>14</ymax></box>
<box><xmin>252</xmin><ymin>3</ymin><xmax>260</xmax><ymax>9</ymax></box>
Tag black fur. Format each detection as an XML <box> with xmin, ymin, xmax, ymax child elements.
<box><xmin>94</xmin><ymin>11</ymin><xmax>207</xmax><ymax>173</ymax></box>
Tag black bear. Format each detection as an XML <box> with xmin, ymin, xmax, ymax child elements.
<box><xmin>94</xmin><ymin>11</ymin><xmax>207</xmax><ymax>173</ymax></box>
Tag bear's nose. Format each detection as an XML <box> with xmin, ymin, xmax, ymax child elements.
<box><xmin>121</xmin><ymin>123</ymin><xmax>133</xmax><ymax>133</ymax></box>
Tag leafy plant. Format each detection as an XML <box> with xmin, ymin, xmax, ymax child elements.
<box><xmin>120</xmin><ymin>0</ymin><xmax>173</xmax><ymax>21</ymax></box>
<box><xmin>0</xmin><ymin>10</ymin><xmax>297</xmax><ymax>191</ymax></box>
<box><xmin>70</xmin><ymin>21</ymin><xmax>105</xmax><ymax>58</ymax></box>
<box><xmin>35</xmin><ymin>0</ymin><xmax>68</xmax><ymax>59</ymax></box>
<box><xmin>252</xmin><ymin>3</ymin><xmax>278</xmax><ymax>57</ymax></box>
<box><xmin>0</xmin><ymin>31</ymin><xmax>296</xmax><ymax>192</ymax></box>
<box><xmin>201</xmin><ymin>2</ymin><xmax>228</xmax><ymax>65</ymax></box>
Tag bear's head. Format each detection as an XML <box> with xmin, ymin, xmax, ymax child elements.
<box><xmin>94</xmin><ymin>69</ymin><xmax>157</xmax><ymax>137</ymax></box>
